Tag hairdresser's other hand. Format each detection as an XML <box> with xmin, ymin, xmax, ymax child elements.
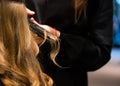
<box><xmin>30</xmin><ymin>17</ymin><xmax>60</xmax><ymax>37</ymax></box>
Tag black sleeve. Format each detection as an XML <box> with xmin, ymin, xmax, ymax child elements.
<box><xmin>0</xmin><ymin>80</ymin><xmax>4</xmax><ymax>86</ymax></box>
<box><xmin>56</xmin><ymin>0</ymin><xmax>113</xmax><ymax>71</ymax></box>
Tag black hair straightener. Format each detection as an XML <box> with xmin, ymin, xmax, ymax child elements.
<box><xmin>28</xmin><ymin>20</ymin><xmax>45</xmax><ymax>39</ymax></box>
<box><xmin>28</xmin><ymin>20</ymin><xmax>57</xmax><ymax>42</ymax></box>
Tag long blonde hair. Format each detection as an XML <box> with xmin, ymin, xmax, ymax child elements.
<box><xmin>0</xmin><ymin>1</ymin><xmax>59</xmax><ymax>86</ymax></box>
<box><xmin>74</xmin><ymin>0</ymin><xmax>87</xmax><ymax>23</ymax></box>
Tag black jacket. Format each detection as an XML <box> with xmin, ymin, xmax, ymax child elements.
<box><xmin>26</xmin><ymin>0</ymin><xmax>113</xmax><ymax>86</ymax></box>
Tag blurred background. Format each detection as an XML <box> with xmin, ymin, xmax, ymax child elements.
<box><xmin>88</xmin><ymin>0</ymin><xmax>120</xmax><ymax>86</ymax></box>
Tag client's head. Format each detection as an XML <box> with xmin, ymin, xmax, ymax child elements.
<box><xmin>0</xmin><ymin>1</ymin><xmax>55</xmax><ymax>86</ymax></box>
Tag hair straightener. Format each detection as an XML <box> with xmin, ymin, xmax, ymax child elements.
<box><xmin>28</xmin><ymin>20</ymin><xmax>45</xmax><ymax>39</ymax></box>
<box><xmin>28</xmin><ymin>20</ymin><xmax>57</xmax><ymax>42</ymax></box>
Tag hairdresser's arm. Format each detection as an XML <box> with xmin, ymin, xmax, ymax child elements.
<box><xmin>55</xmin><ymin>0</ymin><xmax>113</xmax><ymax>71</ymax></box>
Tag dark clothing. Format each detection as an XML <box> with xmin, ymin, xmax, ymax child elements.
<box><xmin>25</xmin><ymin>0</ymin><xmax>113</xmax><ymax>86</ymax></box>
<box><xmin>0</xmin><ymin>80</ymin><xmax>3</xmax><ymax>86</ymax></box>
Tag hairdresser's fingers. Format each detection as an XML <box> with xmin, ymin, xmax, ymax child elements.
<box><xmin>26</xmin><ymin>8</ymin><xmax>35</xmax><ymax>16</ymax></box>
<box><xmin>39</xmin><ymin>24</ymin><xmax>60</xmax><ymax>37</ymax></box>
<box><xmin>30</xmin><ymin>17</ymin><xmax>40</xmax><ymax>26</ymax></box>
<box><xmin>30</xmin><ymin>17</ymin><xmax>51</xmax><ymax>32</ymax></box>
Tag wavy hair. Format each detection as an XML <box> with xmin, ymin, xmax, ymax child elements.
<box><xmin>0</xmin><ymin>1</ymin><xmax>59</xmax><ymax>86</ymax></box>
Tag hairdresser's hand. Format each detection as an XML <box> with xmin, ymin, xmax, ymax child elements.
<box><xmin>30</xmin><ymin>17</ymin><xmax>60</xmax><ymax>37</ymax></box>
<box><xmin>26</xmin><ymin>8</ymin><xmax>60</xmax><ymax>37</ymax></box>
